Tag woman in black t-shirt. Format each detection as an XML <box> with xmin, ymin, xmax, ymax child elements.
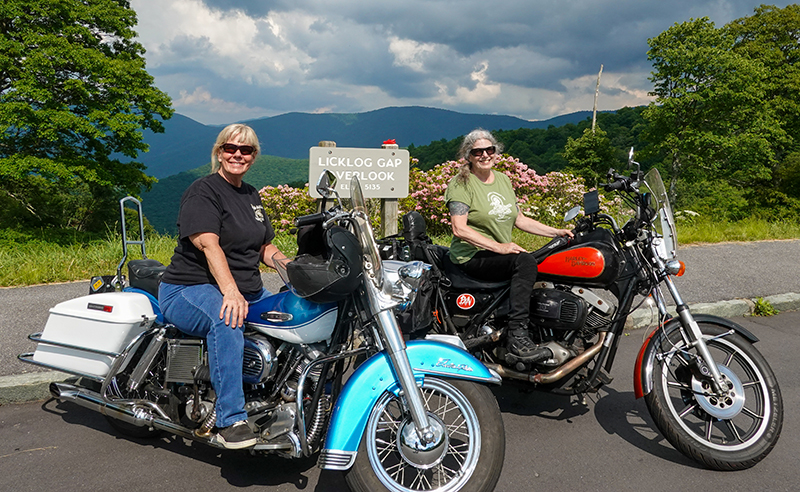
<box><xmin>158</xmin><ymin>123</ymin><xmax>286</xmax><ymax>449</ymax></box>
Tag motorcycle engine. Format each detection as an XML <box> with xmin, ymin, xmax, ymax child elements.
<box><xmin>242</xmin><ymin>335</ymin><xmax>279</xmax><ymax>385</ymax></box>
<box><xmin>530</xmin><ymin>284</ymin><xmax>615</xmax><ymax>332</ymax></box>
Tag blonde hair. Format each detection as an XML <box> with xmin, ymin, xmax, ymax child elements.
<box><xmin>455</xmin><ymin>128</ymin><xmax>503</xmax><ymax>185</ymax></box>
<box><xmin>210</xmin><ymin>123</ymin><xmax>261</xmax><ymax>173</ymax></box>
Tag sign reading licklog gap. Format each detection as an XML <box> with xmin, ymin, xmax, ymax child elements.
<box><xmin>308</xmin><ymin>146</ymin><xmax>410</xmax><ymax>198</ymax></box>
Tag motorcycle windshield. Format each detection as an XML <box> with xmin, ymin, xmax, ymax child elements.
<box><xmin>644</xmin><ymin>168</ymin><xmax>678</xmax><ymax>259</ymax></box>
<box><xmin>350</xmin><ymin>175</ymin><xmax>383</xmax><ymax>288</ymax></box>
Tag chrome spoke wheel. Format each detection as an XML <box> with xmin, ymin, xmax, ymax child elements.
<box><xmin>365</xmin><ymin>378</ymin><xmax>480</xmax><ymax>492</ymax></box>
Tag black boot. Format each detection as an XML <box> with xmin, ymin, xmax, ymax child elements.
<box><xmin>506</xmin><ymin>329</ymin><xmax>551</xmax><ymax>363</ymax></box>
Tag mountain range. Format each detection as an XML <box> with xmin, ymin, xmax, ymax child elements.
<box><xmin>138</xmin><ymin>106</ymin><xmax>597</xmax><ymax>234</ymax></box>
<box><xmin>135</xmin><ymin>106</ymin><xmax>595</xmax><ymax>179</ymax></box>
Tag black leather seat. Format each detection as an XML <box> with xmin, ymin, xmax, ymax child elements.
<box><xmin>423</xmin><ymin>245</ymin><xmax>510</xmax><ymax>291</ymax></box>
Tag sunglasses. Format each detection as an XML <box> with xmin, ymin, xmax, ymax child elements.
<box><xmin>469</xmin><ymin>146</ymin><xmax>496</xmax><ymax>157</ymax></box>
<box><xmin>221</xmin><ymin>143</ymin><xmax>256</xmax><ymax>155</ymax></box>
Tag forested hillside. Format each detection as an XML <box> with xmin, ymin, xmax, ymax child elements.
<box><xmin>409</xmin><ymin>107</ymin><xmax>648</xmax><ymax>173</ymax></box>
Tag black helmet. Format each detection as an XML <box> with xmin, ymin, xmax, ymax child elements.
<box><xmin>286</xmin><ymin>225</ymin><xmax>362</xmax><ymax>303</ymax></box>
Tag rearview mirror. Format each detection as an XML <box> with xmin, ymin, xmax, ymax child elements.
<box><xmin>564</xmin><ymin>205</ymin><xmax>581</xmax><ymax>222</ymax></box>
<box><xmin>315</xmin><ymin>170</ymin><xmax>337</xmax><ymax>198</ymax></box>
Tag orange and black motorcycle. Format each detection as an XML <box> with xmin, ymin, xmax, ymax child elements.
<box><xmin>387</xmin><ymin>149</ymin><xmax>783</xmax><ymax>471</ymax></box>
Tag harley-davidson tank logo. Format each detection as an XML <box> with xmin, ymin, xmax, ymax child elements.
<box><xmin>538</xmin><ymin>246</ymin><xmax>605</xmax><ymax>278</ymax></box>
<box><xmin>435</xmin><ymin>358</ymin><xmax>474</xmax><ymax>372</ymax></box>
<box><xmin>456</xmin><ymin>293</ymin><xmax>476</xmax><ymax>310</ymax></box>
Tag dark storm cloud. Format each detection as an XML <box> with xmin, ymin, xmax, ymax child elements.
<box><xmin>133</xmin><ymin>0</ymin><xmax>795</xmax><ymax>123</ymax></box>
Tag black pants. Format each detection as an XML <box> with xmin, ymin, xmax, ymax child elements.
<box><xmin>456</xmin><ymin>251</ymin><xmax>538</xmax><ymax>333</ymax></box>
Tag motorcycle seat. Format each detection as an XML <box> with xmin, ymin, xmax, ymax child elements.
<box><xmin>128</xmin><ymin>259</ymin><xmax>166</xmax><ymax>298</ymax></box>
<box><xmin>437</xmin><ymin>247</ymin><xmax>511</xmax><ymax>291</ymax></box>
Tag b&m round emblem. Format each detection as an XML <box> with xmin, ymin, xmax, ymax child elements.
<box><xmin>456</xmin><ymin>293</ymin><xmax>476</xmax><ymax>310</ymax></box>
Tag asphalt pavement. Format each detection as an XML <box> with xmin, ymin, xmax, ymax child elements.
<box><xmin>2</xmin><ymin>239</ymin><xmax>800</xmax><ymax>403</ymax></box>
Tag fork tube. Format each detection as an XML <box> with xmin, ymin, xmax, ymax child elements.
<box><xmin>657</xmin><ymin>257</ymin><xmax>727</xmax><ymax>393</ymax></box>
<box><xmin>375</xmin><ymin>308</ymin><xmax>434</xmax><ymax>442</ymax></box>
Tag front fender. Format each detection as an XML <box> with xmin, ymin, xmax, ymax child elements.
<box><xmin>633</xmin><ymin>313</ymin><xmax>759</xmax><ymax>399</ymax></box>
<box><xmin>319</xmin><ymin>340</ymin><xmax>500</xmax><ymax>468</ymax></box>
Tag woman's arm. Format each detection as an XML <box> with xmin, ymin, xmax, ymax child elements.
<box><xmin>449</xmin><ymin>202</ymin><xmax>526</xmax><ymax>254</ymax></box>
<box><xmin>260</xmin><ymin>242</ymin><xmax>286</xmax><ymax>270</ymax></box>
<box><xmin>189</xmin><ymin>232</ymin><xmax>248</xmax><ymax>328</ymax></box>
<box><xmin>514</xmin><ymin>212</ymin><xmax>574</xmax><ymax>238</ymax></box>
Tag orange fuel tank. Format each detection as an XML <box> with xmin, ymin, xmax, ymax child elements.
<box><xmin>537</xmin><ymin>229</ymin><xmax>622</xmax><ymax>287</ymax></box>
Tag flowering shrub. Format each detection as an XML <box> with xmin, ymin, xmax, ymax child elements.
<box><xmin>259</xmin><ymin>184</ymin><xmax>318</xmax><ymax>232</ymax></box>
<box><xmin>400</xmin><ymin>155</ymin><xmax>608</xmax><ymax>236</ymax></box>
<box><xmin>261</xmin><ymin>156</ymin><xmax>630</xmax><ymax>237</ymax></box>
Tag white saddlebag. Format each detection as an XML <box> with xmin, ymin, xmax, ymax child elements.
<box><xmin>33</xmin><ymin>292</ymin><xmax>157</xmax><ymax>378</ymax></box>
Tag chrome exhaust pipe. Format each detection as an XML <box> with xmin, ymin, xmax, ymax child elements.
<box><xmin>533</xmin><ymin>332</ymin><xmax>606</xmax><ymax>384</ymax></box>
<box><xmin>50</xmin><ymin>382</ymin><xmax>154</xmax><ymax>429</ymax></box>
<box><xmin>48</xmin><ymin>382</ymin><xmax>218</xmax><ymax>446</ymax></box>
<box><xmin>484</xmin><ymin>332</ymin><xmax>607</xmax><ymax>385</ymax></box>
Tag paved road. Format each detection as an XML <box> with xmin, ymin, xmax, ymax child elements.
<box><xmin>3</xmin><ymin>239</ymin><xmax>799</xmax><ymax>378</ymax></box>
<box><xmin>2</xmin><ymin>310</ymin><xmax>798</xmax><ymax>491</ymax></box>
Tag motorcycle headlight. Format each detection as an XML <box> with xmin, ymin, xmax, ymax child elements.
<box><xmin>382</xmin><ymin>260</ymin><xmax>430</xmax><ymax>311</ymax></box>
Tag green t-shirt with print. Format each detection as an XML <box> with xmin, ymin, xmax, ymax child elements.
<box><xmin>444</xmin><ymin>170</ymin><xmax>518</xmax><ymax>264</ymax></box>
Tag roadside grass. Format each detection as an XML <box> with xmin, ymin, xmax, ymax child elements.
<box><xmin>2</xmin><ymin>217</ymin><xmax>799</xmax><ymax>287</ymax></box>
<box><xmin>676</xmin><ymin>216</ymin><xmax>800</xmax><ymax>244</ymax></box>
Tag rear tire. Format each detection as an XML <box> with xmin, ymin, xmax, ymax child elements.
<box><xmin>644</xmin><ymin>323</ymin><xmax>783</xmax><ymax>470</ymax></box>
<box><xmin>345</xmin><ymin>377</ymin><xmax>504</xmax><ymax>492</ymax></box>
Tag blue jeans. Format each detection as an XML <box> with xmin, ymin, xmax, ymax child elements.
<box><xmin>158</xmin><ymin>282</ymin><xmax>272</xmax><ymax>428</ymax></box>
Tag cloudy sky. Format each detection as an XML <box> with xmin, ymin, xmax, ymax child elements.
<box><xmin>128</xmin><ymin>0</ymin><xmax>792</xmax><ymax>125</ymax></box>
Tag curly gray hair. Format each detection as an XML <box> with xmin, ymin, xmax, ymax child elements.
<box><xmin>455</xmin><ymin>128</ymin><xmax>504</xmax><ymax>184</ymax></box>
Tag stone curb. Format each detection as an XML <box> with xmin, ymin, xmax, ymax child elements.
<box><xmin>0</xmin><ymin>371</ymin><xmax>71</xmax><ymax>405</ymax></box>
<box><xmin>3</xmin><ymin>292</ymin><xmax>799</xmax><ymax>405</ymax></box>
<box><xmin>624</xmin><ymin>292</ymin><xmax>800</xmax><ymax>330</ymax></box>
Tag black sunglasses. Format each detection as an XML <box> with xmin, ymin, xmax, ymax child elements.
<box><xmin>221</xmin><ymin>143</ymin><xmax>256</xmax><ymax>155</ymax></box>
<box><xmin>469</xmin><ymin>146</ymin><xmax>496</xmax><ymax>157</ymax></box>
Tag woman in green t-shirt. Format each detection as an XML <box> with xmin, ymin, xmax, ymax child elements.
<box><xmin>444</xmin><ymin>129</ymin><xmax>573</xmax><ymax>361</ymax></box>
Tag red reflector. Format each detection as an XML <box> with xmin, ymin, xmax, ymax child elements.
<box><xmin>87</xmin><ymin>302</ymin><xmax>113</xmax><ymax>313</ymax></box>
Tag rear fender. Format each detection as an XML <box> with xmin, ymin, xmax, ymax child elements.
<box><xmin>633</xmin><ymin>314</ymin><xmax>758</xmax><ymax>399</ymax></box>
<box><xmin>320</xmin><ymin>340</ymin><xmax>500</xmax><ymax>468</ymax></box>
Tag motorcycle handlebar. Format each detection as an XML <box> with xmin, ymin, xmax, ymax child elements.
<box><xmin>603</xmin><ymin>168</ymin><xmax>632</xmax><ymax>192</ymax></box>
<box><xmin>294</xmin><ymin>211</ymin><xmax>328</xmax><ymax>227</ymax></box>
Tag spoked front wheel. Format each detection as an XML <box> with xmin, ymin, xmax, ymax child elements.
<box><xmin>645</xmin><ymin>323</ymin><xmax>783</xmax><ymax>470</ymax></box>
<box><xmin>345</xmin><ymin>377</ymin><xmax>504</xmax><ymax>492</ymax></box>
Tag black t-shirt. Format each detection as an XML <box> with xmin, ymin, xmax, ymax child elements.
<box><xmin>162</xmin><ymin>173</ymin><xmax>275</xmax><ymax>295</ymax></box>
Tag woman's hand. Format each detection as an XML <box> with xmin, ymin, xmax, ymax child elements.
<box><xmin>190</xmin><ymin>231</ymin><xmax>248</xmax><ymax>328</ymax></box>
<box><xmin>220</xmin><ymin>287</ymin><xmax>248</xmax><ymax>328</ymax></box>
<box><xmin>495</xmin><ymin>242</ymin><xmax>527</xmax><ymax>254</ymax></box>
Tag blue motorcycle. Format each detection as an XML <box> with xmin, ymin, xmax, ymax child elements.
<box><xmin>20</xmin><ymin>172</ymin><xmax>505</xmax><ymax>492</ymax></box>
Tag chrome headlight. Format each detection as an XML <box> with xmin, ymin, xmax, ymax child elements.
<box><xmin>382</xmin><ymin>260</ymin><xmax>430</xmax><ymax>310</ymax></box>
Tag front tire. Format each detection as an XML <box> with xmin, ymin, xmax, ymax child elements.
<box><xmin>644</xmin><ymin>323</ymin><xmax>783</xmax><ymax>470</ymax></box>
<box><xmin>345</xmin><ymin>377</ymin><xmax>504</xmax><ymax>492</ymax></box>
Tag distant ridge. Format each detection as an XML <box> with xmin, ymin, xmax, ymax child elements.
<box><xmin>136</xmin><ymin>106</ymin><xmax>596</xmax><ymax>179</ymax></box>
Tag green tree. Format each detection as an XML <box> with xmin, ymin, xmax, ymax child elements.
<box><xmin>643</xmin><ymin>17</ymin><xmax>784</xmax><ymax>204</ymax></box>
<box><xmin>727</xmin><ymin>4</ymin><xmax>800</xmax><ymax>153</ymax></box>
<box><xmin>0</xmin><ymin>0</ymin><xmax>172</xmax><ymax>232</ymax></box>
<box><xmin>561</xmin><ymin>126</ymin><xmax>616</xmax><ymax>188</ymax></box>
<box><xmin>726</xmin><ymin>5</ymin><xmax>800</xmax><ymax>219</ymax></box>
